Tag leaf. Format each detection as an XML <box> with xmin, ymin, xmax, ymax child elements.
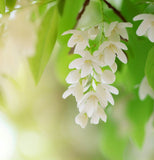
<box><xmin>29</xmin><ymin>5</ymin><xmax>58</xmax><ymax>84</ymax></box>
<box><xmin>126</xmin><ymin>90</ymin><xmax>153</xmax><ymax>148</ymax></box>
<box><xmin>57</xmin><ymin>0</ymin><xmax>66</xmax><ymax>15</ymax></box>
<box><xmin>117</xmin><ymin>0</ymin><xmax>154</xmax><ymax>147</ymax></box>
<box><xmin>57</xmin><ymin>0</ymin><xmax>85</xmax><ymax>44</ymax></box>
<box><xmin>101</xmin><ymin>118</ymin><xmax>128</xmax><ymax>160</ymax></box>
<box><xmin>0</xmin><ymin>0</ymin><xmax>5</xmax><ymax>14</ymax></box>
<box><xmin>6</xmin><ymin>0</ymin><xmax>16</xmax><ymax>11</ymax></box>
<box><xmin>145</xmin><ymin>47</ymin><xmax>154</xmax><ymax>90</ymax></box>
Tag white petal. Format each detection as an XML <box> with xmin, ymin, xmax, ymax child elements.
<box><xmin>104</xmin><ymin>48</ymin><xmax>115</xmax><ymax>66</ymax></box>
<box><xmin>110</xmin><ymin>62</ymin><xmax>117</xmax><ymax>73</ymax></box>
<box><xmin>102</xmin><ymin>70</ymin><xmax>115</xmax><ymax>84</ymax></box>
<box><xmin>133</xmin><ymin>14</ymin><xmax>153</xmax><ymax>21</ymax></box>
<box><xmin>105</xmin><ymin>21</ymin><xmax>118</xmax><ymax>37</ymax></box>
<box><xmin>139</xmin><ymin>77</ymin><xmax>154</xmax><ymax>100</ymax></box>
<box><xmin>118</xmin><ymin>28</ymin><xmax>128</xmax><ymax>40</ymax></box>
<box><xmin>73</xmin><ymin>83</ymin><xmax>83</xmax><ymax>102</ymax></box>
<box><xmin>118</xmin><ymin>22</ymin><xmax>133</xmax><ymax>28</ymax></box>
<box><xmin>62</xmin><ymin>29</ymin><xmax>80</xmax><ymax>35</ymax></box>
<box><xmin>115</xmin><ymin>42</ymin><xmax>128</xmax><ymax>50</ymax></box>
<box><xmin>116</xmin><ymin>49</ymin><xmax>127</xmax><ymax>64</ymax></box>
<box><xmin>81</xmin><ymin>63</ymin><xmax>92</xmax><ymax>78</ymax></box>
<box><xmin>103</xmin><ymin>84</ymin><xmax>119</xmax><ymax>95</ymax></box>
<box><xmin>147</xmin><ymin>26</ymin><xmax>154</xmax><ymax>42</ymax></box>
<box><xmin>66</xmin><ymin>70</ymin><xmax>80</xmax><ymax>84</ymax></box>
<box><xmin>136</xmin><ymin>21</ymin><xmax>151</xmax><ymax>36</ymax></box>
<box><xmin>106</xmin><ymin>91</ymin><xmax>114</xmax><ymax>105</ymax></box>
<box><xmin>75</xmin><ymin>113</ymin><xmax>88</xmax><ymax>128</ymax></box>
<box><xmin>62</xmin><ymin>87</ymin><xmax>73</xmax><ymax>99</ymax></box>
<box><xmin>93</xmin><ymin>63</ymin><xmax>102</xmax><ymax>75</ymax></box>
<box><xmin>67</xmin><ymin>35</ymin><xmax>77</xmax><ymax>47</ymax></box>
<box><xmin>69</xmin><ymin>58</ymin><xmax>83</xmax><ymax>69</ymax></box>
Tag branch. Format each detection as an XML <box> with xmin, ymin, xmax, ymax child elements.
<box><xmin>77</xmin><ymin>0</ymin><xmax>90</xmax><ymax>20</ymax></box>
<box><xmin>74</xmin><ymin>0</ymin><xmax>90</xmax><ymax>28</ymax></box>
<box><xmin>103</xmin><ymin>0</ymin><xmax>127</xmax><ymax>22</ymax></box>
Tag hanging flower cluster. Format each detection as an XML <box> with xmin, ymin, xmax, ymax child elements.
<box><xmin>62</xmin><ymin>21</ymin><xmax>132</xmax><ymax>128</ymax></box>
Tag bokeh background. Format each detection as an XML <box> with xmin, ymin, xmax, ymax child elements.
<box><xmin>0</xmin><ymin>0</ymin><xmax>154</xmax><ymax>160</ymax></box>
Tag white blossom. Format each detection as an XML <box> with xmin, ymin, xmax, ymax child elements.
<box><xmin>133</xmin><ymin>14</ymin><xmax>154</xmax><ymax>42</ymax></box>
<box><xmin>95</xmin><ymin>41</ymin><xmax>128</xmax><ymax>66</ymax></box>
<box><xmin>104</xmin><ymin>21</ymin><xmax>132</xmax><ymax>41</ymax></box>
<box><xmin>69</xmin><ymin>51</ymin><xmax>103</xmax><ymax>78</ymax></box>
<box><xmin>139</xmin><ymin>76</ymin><xmax>154</xmax><ymax>100</ymax></box>
<box><xmin>75</xmin><ymin>112</ymin><xmax>88</xmax><ymax>128</ymax></box>
<box><xmin>62</xmin><ymin>82</ymin><xmax>83</xmax><ymax>102</ymax></box>
<box><xmin>62</xmin><ymin>27</ymin><xmax>98</xmax><ymax>53</ymax></box>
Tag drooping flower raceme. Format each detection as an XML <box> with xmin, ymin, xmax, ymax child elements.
<box><xmin>62</xmin><ymin>22</ymin><xmax>131</xmax><ymax>128</ymax></box>
<box><xmin>133</xmin><ymin>14</ymin><xmax>154</xmax><ymax>42</ymax></box>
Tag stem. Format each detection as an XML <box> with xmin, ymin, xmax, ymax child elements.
<box><xmin>76</xmin><ymin>0</ymin><xmax>90</xmax><ymax>21</ymax></box>
<box><xmin>103</xmin><ymin>0</ymin><xmax>127</xmax><ymax>22</ymax></box>
<box><xmin>74</xmin><ymin>0</ymin><xmax>90</xmax><ymax>28</ymax></box>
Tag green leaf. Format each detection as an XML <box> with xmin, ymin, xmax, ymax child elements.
<box><xmin>29</xmin><ymin>5</ymin><xmax>58</xmax><ymax>84</ymax></box>
<box><xmin>0</xmin><ymin>0</ymin><xmax>5</xmax><ymax>14</ymax></box>
<box><xmin>57</xmin><ymin>0</ymin><xmax>66</xmax><ymax>15</ymax></box>
<box><xmin>6</xmin><ymin>0</ymin><xmax>16</xmax><ymax>11</ymax></box>
<box><xmin>101</xmin><ymin>119</ymin><xmax>128</xmax><ymax>160</ymax></box>
<box><xmin>58</xmin><ymin>0</ymin><xmax>85</xmax><ymax>44</ymax></box>
<box><xmin>145</xmin><ymin>47</ymin><xmax>154</xmax><ymax>90</ymax></box>
<box><xmin>126</xmin><ymin>91</ymin><xmax>153</xmax><ymax>147</ymax></box>
<box><xmin>117</xmin><ymin>0</ymin><xmax>154</xmax><ymax>147</ymax></box>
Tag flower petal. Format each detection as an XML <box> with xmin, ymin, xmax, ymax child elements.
<box><xmin>66</xmin><ymin>70</ymin><xmax>80</xmax><ymax>84</ymax></box>
<box><xmin>75</xmin><ymin>113</ymin><xmax>88</xmax><ymax>128</ymax></box>
<box><xmin>102</xmin><ymin>70</ymin><xmax>115</xmax><ymax>84</ymax></box>
<box><xmin>69</xmin><ymin>58</ymin><xmax>83</xmax><ymax>69</ymax></box>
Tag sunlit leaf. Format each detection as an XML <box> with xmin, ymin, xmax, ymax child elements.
<box><xmin>6</xmin><ymin>0</ymin><xmax>16</xmax><ymax>11</ymax></box>
<box><xmin>0</xmin><ymin>0</ymin><xmax>5</xmax><ymax>14</ymax></box>
<box><xmin>29</xmin><ymin>5</ymin><xmax>58</xmax><ymax>84</ymax></box>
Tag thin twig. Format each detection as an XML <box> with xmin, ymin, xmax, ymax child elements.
<box><xmin>77</xmin><ymin>0</ymin><xmax>90</xmax><ymax>20</ymax></box>
<box><xmin>103</xmin><ymin>0</ymin><xmax>127</xmax><ymax>22</ymax></box>
<box><xmin>74</xmin><ymin>0</ymin><xmax>90</xmax><ymax>28</ymax></box>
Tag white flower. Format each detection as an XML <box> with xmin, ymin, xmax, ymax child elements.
<box><xmin>62</xmin><ymin>27</ymin><xmax>98</xmax><ymax>53</ymax></box>
<box><xmin>133</xmin><ymin>14</ymin><xmax>154</xmax><ymax>42</ymax></box>
<box><xmin>90</xmin><ymin>106</ymin><xmax>107</xmax><ymax>124</ymax></box>
<box><xmin>96</xmin><ymin>84</ymin><xmax>119</xmax><ymax>106</ymax></box>
<box><xmin>62</xmin><ymin>82</ymin><xmax>83</xmax><ymax>102</ymax></box>
<box><xmin>75</xmin><ymin>112</ymin><xmax>88</xmax><ymax>128</ymax></box>
<box><xmin>104</xmin><ymin>21</ymin><xmax>132</xmax><ymax>41</ymax></box>
<box><xmin>139</xmin><ymin>76</ymin><xmax>154</xmax><ymax>100</ymax></box>
<box><xmin>69</xmin><ymin>51</ymin><xmax>102</xmax><ymax>78</ymax></box>
<box><xmin>94</xmin><ymin>70</ymin><xmax>116</xmax><ymax>84</ymax></box>
<box><xmin>65</xmin><ymin>70</ymin><xmax>80</xmax><ymax>84</ymax></box>
<box><xmin>95</xmin><ymin>41</ymin><xmax>128</xmax><ymax>66</ymax></box>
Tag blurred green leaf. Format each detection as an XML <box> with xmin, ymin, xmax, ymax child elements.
<box><xmin>6</xmin><ymin>0</ymin><xmax>16</xmax><ymax>11</ymax></box>
<box><xmin>126</xmin><ymin>91</ymin><xmax>153</xmax><ymax>147</ymax></box>
<box><xmin>145</xmin><ymin>47</ymin><xmax>154</xmax><ymax>90</ymax></box>
<box><xmin>0</xmin><ymin>0</ymin><xmax>5</xmax><ymax>14</ymax></box>
<box><xmin>58</xmin><ymin>0</ymin><xmax>85</xmax><ymax>44</ymax></box>
<box><xmin>57</xmin><ymin>0</ymin><xmax>66</xmax><ymax>15</ymax></box>
<box><xmin>118</xmin><ymin>0</ymin><xmax>154</xmax><ymax>147</ymax></box>
<box><xmin>29</xmin><ymin>5</ymin><xmax>58</xmax><ymax>84</ymax></box>
<box><xmin>101</xmin><ymin>119</ymin><xmax>128</xmax><ymax>160</ymax></box>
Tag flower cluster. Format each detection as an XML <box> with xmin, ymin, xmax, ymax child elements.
<box><xmin>62</xmin><ymin>22</ymin><xmax>132</xmax><ymax>128</ymax></box>
<box><xmin>134</xmin><ymin>13</ymin><xmax>154</xmax><ymax>42</ymax></box>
